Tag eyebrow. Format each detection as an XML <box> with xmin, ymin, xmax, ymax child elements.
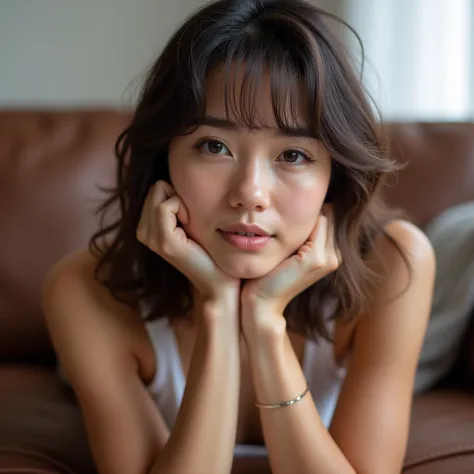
<box><xmin>196</xmin><ymin>115</ymin><xmax>315</xmax><ymax>139</ymax></box>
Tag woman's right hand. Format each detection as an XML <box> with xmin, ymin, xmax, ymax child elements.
<box><xmin>136</xmin><ymin>180</ymin><xmax>241</xmax><ymax>307</ymax></box>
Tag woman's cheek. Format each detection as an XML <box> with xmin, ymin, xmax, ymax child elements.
<box><xmin>277</xmin><ymin>189</ymin><xmax>324</xmax><ymax>247</ymax></box>
<box><xmin>178</xmin><ymin>180</ymin><xmax>219</xmax><ymax>240</ymax></box>
<box><xmin>280</xmin><ymin>189</ymin><xmax>322</xmax><ymax>223</ymax></box>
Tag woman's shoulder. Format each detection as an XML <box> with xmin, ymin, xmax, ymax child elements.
<box><xmin>383</xmin><ymin>218</ymin><xmax>433</xmax><ymax>253</ymax></box>
<box><xmin>363</xmin><ymin>218</ymin><xmax>436</xmax><ymax>313</ymax></box>
<box><xmin>42</xmin><ymin>247</ymin><xmax>133</xmax><ymax>321</ymax></box>
<box><xmin>371</xmin><ymin>218</ymin><xmax>435</xmax><ymax>273</ymax></box>
<box><xmin>42</xmin><ymin>248</ymin><xmax>153</xmax><ymax>383</ymax></box>
<box><xmin>43</xmin><ymin>247</ymin><xmax>105</xmax><ymax>286</ymax></box>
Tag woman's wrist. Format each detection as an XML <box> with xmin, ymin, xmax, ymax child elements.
<box><xmin>242</xmin><ymin>306</ymin><xmax>287</xmax><ymax>349</ymax></box>
<box><xmin>199</xmin><ymin>292</ymin><xmax>240</xmax><ymax>330</ymax></box>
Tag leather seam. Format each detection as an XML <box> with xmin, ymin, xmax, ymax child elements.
<box><xmin>403</xmin><ymin>443</ymin><xmax>474</xmax><ymax>469</ymax></box>
<box><xmin>0</xmin><ymin>448</ymin><xmax>75</xmax><ymax>474</ymax></box>
<box><xmin>0</xmin><ymin>469</ymin><xmax>56</xmax><ymax>474</ymax></box>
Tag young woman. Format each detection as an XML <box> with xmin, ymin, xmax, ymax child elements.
<box><xmin>42</xmin><ymin>1</ymin><xmax>436</xmax><ymax>473</ymax></box>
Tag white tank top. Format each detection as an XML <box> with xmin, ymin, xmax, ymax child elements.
<box><xmin>143</xmin><ymin>311</ymin><xmax>347</xmax><ymax>457</ymax></box>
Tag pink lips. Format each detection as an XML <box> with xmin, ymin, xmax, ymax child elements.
<box><xmin>218</xmin><ymin>223</ymin><xmax>273</xmax><ymax>251</ymax></box>
<box><xmin>218</xmin><ymin>230</ymin><xmax>272</xmax><ymax>251</ymax></box>
<box><xmin>220</xmin><ymin>223</ymin><xmax>271</xmax><ymax>237</ymax></box>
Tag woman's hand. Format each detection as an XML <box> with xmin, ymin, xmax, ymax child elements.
<box><xmin>136</xmin><ymin>180</ymin><xmax>241</xmax><ymax>306</ymax></box>
<box><xmin>240</xmin><ymin>205</ymin><xmax>342</xmax><ymax>340</ymax></box>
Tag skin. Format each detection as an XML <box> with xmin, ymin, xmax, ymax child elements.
<box><xmin>168</xmin><ymin>67</ymin><xmax>332</xmax><ymax>280</ymax></box>
<box><xmin>42</xmin><ymin>66</ymin><xmax>436</xmax><ymax>474</ymax></box>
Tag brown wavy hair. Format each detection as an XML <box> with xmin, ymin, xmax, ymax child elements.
<box><xmin>89</xmin><ymin>0</ymin><xmax>409</xmax><ymax>342</ymax></box>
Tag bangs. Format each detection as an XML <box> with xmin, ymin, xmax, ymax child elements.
<box><xmin>184</xmin><ymin>14</ymin><xmax>324</xmax><ymax>138</ymax></box>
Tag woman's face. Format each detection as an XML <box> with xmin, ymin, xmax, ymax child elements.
<box><xmin>168</xmin><ymin>68</ymin><xmax>332</xmax><ymax>279</ymax></box>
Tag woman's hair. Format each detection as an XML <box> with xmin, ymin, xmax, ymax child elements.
<box><xmin>89</xmin><ymin>0</ymin><xmax>409</xmax><ymax>342</ymax></box>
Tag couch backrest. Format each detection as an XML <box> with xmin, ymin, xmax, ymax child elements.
<box><xmin>383</xmin><ymin>122</ymin><xmax>474</xmax><ymax>227</ymax></box>
<box><xmin>0</xmin><ymin>110</ymin><xmax>130</xmax><ymax>363</ymax></box>
<box><xmin>0</xmin><ymin>111</ymin><xmax>473</xmax><ymax>364</ymax></box>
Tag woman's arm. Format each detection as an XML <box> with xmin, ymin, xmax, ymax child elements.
<box><xmin>245</xmin><ymin>220</ymin><xmax>435</xmax><ymax>474</ymax></box>
<box><xmin>152</xmin><ymin>298</ymin><xmax>241</xmax><ymax>474</ymax></box>
<box><xmin>248</xmin><ymin>327</ymin><xmax>357</xmax><ymax>474</ymax></box>
<box><xmin>43</xmin><ymin>251</ymin><xmax>241</xmax><ymax>474</ymax></box>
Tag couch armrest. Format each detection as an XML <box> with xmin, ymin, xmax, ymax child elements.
<box><xmin>0</xmin><ymin>365</ymin><xmax>96</xmax><ymax>474</ymax></box>
<box><xmin>404</xmin><ymin>389</ymin><xmax>474</xmax><ymax>473</ymax></box>
<box><xmin>0</xmin><ymin>447</ymin><xmax>66</xmax><ymax>473</ymax></box>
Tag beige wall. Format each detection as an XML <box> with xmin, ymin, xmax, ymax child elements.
<box><xmin>0</xmin><ymin>0</ymin><xmax>343</xmax><ymax>108</ymax></box>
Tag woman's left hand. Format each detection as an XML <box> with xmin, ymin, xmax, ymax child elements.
<box><xmin>241</xmin><ymin>204</ymin><xmax>342</xmax><ymax>341</ymax></box>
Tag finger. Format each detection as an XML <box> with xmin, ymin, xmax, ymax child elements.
<box><xmin>154</xmin><ymin>180</ymin><xmax>190</xmax><ymax>224</ymax></box>
<box><xmin>176</xmin><ymin>199</ymin><xmax>189</xmax><ymax>225</ymax></box>
<box><xmin>138</xmin><ymin>180</ymin><xmax>173</xmax><ymax>243</ymax></box>
<box><xmin>153</xmin><ymin>195</ymin><xmax>217</xmax><ymax>288</ymax></box>
<box><xmin>152</xmin><ymin>180</ymin><xmax>176</xmax><ymax>206</ymax></box>
<box><xmin>323</xmin><ymin>205</ymin><xmax>335</xmax><ymax>245</ymax></box>
<box><xmin>300</xmin><ymin>214</ymin><xmax>327</xmax><ymax>272</ymax></box>
<box><xmin>307</xmin><ymin>212</ymin><xmax>327</xmax><ymax>245</ymax></box>
<box><xmin>159</xmin><ymin>195</ymin><xmax>181</xmax><ymax>235</ymax></box>
<box><xmin>150</xmin><ymin>181</ymin><xmax>176</xmax><ymax>237</ymax></box>
<box><xmin>137</xmin><ymin>181</ymin><xmax>173</xmax><ymax>250</ymax></box>
<box><xmin>151</xmin><ymin>194</ymin><xmax>179</xmax><ymax>250</ymax></box>
<box><xmin>323</xmin><ymin>206</ymin><xmax>342</xmax><ymax>268</ymax></box>
<box><xmin>313</xmin><ymin>213</ymin><xmax>329</xmax><ymax>251</ymax></box>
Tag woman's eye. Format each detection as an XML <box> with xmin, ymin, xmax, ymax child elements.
<box><xmin>198</xmin><ymin>139</ymin><xmax>230</xmax><ymax>156</ymax></box>
<box><xmin>279</xmin><ymin>149</ymin><xmax>313</xmax><ymax>164</ymax></box>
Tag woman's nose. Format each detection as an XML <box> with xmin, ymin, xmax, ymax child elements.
<box><xmin>227</xmin><ymin>158</ymin><xmax>271</xmax><ymax>211</ymax></box>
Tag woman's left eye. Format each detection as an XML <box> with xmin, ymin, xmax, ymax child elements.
<box><xmin>278</xmin><ymin>149</ymin><xmax>314</xmax><ymax>164</ymax></box>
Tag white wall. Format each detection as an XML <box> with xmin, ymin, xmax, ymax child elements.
<box><xmin>0</xmin><ymin>0</ymin><xmax>210</xmax><ymax>107</ymax></box>
<box><xmin>0</xmin><ymin>0</ymin><xmax>340</xmax><ymax>108</ymax></box>
<box><xmin>340</xmin><ymin>0</ymin><xmax>473</xmax><ymax>121</ymax></box>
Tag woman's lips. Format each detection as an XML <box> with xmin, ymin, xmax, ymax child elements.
<box><xmin>217</xmin><ymin>230</ymin><xmax>273</xmax><ymax>251</ymax></box>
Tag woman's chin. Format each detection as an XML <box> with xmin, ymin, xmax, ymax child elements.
<box><xmin>216</xmin><ymin>259</ymin><xmax>277</xmax><ymax>280</ymax></box>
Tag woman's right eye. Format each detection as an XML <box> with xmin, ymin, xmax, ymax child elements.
<box><xmin>195</xmin><ymin>138</ymin><xmax>230</xmax><ymax>156</ymax></box>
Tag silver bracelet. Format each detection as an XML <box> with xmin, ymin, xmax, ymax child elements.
<box><xmin>255</xmin><ymin>386</ymin><xmax>310</xmax><ymax>409</ymax></box>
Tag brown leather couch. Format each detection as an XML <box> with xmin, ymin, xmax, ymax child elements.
<box><xmin>0</xmin><ymin>110</ymin><xmax>473</xmax><ymax>474</ymax></box>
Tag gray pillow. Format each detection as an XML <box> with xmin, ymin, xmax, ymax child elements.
<box><xmin>414</xmin><ymin>201</ymin><xmax>474</xmax><ymax>394</ymax></box>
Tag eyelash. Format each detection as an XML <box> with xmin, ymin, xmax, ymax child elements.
<box><xmin>193</xmin><ymin>136</ymin><xmax>315</xmax><ymax>164</ymax></box>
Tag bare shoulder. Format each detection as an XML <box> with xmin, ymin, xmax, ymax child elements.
<box><xmin>349</xmin><ymin>217</ymin><xmax>437</xmax><ymax>360</ymax></box>
<box><xmin>382</xmin><ymin>218</ymin><xmax>435</xmax><ymax>262</ymax></box>
<box><xmin>368</xmin><ymin>218</ymin><xmax>436</xmax><ymax>297</ymax></box>
<box><xmin>330</xmin><ymin>227</ymin><xmax>436</xmax><ymax>473</ymax></box>
<box><xmin>42</xmin><ymin>250</ymin><xmax>170</xmax><ymax>473</ymax></box>
<box><xmin>42</xmin><ymin>248</ymin><xmax>151</xmax><ymax>383</ymax></box>
<box><xmin>42</xmin><ymin>247</ymin><xmax>143</xmax><ymax>337</ymax></box>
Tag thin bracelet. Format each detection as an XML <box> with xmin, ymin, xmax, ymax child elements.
<box><xmin>255</xmin><ymin>386</ymin><xmax>310</xmax><ymax>409</ymax></box>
